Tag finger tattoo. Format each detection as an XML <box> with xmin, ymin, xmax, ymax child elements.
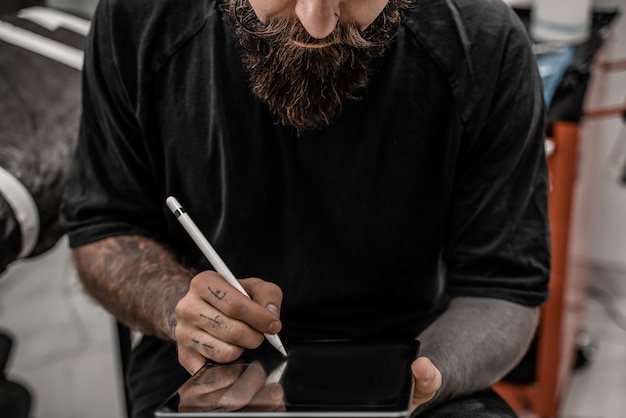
<box><xmin>200</xmin><ymin>313</ymin><xmax>222</xmax><ymax>328</ymax></box>
<box><xmin>208</xmin><ymin>286</ymin><xmax>227</xmax><ymax>301</ymax></box>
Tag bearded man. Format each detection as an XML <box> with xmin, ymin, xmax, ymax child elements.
<box><xmin>60</xmin><ymin>0</ymin><xmax>550</xmax><ymax>416</ymax></box>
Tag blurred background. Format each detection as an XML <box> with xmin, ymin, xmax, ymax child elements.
<box><xmin>0</xmin><ymin>0</ymin><xmax>625</xmax><ymax>417</ymax></box>
<box><xmin>47</xmin><ymin>0</ymin><xmax>97</xmax><ymax>15</ymax></box>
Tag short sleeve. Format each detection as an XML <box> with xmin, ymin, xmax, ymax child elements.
<box><xmin>443</xmin><ymin>11</ymin><xmax>551</xmax><ymax>306</ymax></box>
<box><xmin>60</xmin><ymin>0</ymin><xmax>163</xmax><ymax>247</ymax></box>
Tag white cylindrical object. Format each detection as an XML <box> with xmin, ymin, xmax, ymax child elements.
<box><xmin>530</xmin><ymin>0</ymin><xmax>592</xmax><ymax>44</ymax></box>
<box><xmin>0</xmin><ymin>166</ymin><xmax>39</xmax><ymax>258</ymax></box>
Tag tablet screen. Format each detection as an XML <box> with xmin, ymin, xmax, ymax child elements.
<box><xmin>155</xmin><ymin>339</ymin><xmax>419</xmax><ymax>417</ymax></box>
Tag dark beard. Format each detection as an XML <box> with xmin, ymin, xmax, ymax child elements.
<box><xmin>226</xmin><ymin>0</ymin><xmax>410</xmax><ymax>131</ymax></box>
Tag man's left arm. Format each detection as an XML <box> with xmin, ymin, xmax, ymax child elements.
<box><xmin>410</xmin><ymin>296</ymin><xmax>539</xmax><ymax>414</ymax></box>
<box><xmin>406</xmin><ymin>2</ymin><xmax>552</xmax><ymax>413</ymax></box>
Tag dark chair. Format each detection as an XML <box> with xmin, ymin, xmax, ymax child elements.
<box><xmin>0</xmin><ymin>330</ymin><xmax>31</xmax><ymax>418</ymax></box>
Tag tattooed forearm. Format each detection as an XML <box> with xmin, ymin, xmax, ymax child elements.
<box><xmin>71</xmin><ymin>235</ymin><xmax>195</xmax><ymax>341</ymax></box>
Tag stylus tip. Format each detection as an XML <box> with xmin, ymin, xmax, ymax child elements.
<box><xmin>277</xmin><ymin>345</ymin><xmax>288</xmax><ymax>356</ymax></box>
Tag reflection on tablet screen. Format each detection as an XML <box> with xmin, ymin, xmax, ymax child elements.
<box><xmin>155</xmin><ymin>339</ymin><xmax>419</xmax><ymax>417</ymax></box>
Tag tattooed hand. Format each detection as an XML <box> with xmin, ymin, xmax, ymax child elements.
<box><xmin>174</xmin><ymin>271</ymin><xmax>284</xmax><ymax>373</ymax></box>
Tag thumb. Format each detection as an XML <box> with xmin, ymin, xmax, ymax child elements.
<box><xmin>241</xmin><ymin>277</ymin><xmax>283</xmax><ymax>320</ymax></box>
<box><xmin>410</xmin><ymin>357</ymin><xmax>442</xmax><ymax>411</ymax></box>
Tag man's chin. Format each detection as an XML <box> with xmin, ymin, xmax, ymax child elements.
<box><xmin>227</xmin><ymin>0</ymin><xmax>409</xmax><ymax>130</ymax></box>
<box><xmin>250</xmin><ymin>65</ymin><xmax>370</xmax><ymax>131</ymax></box>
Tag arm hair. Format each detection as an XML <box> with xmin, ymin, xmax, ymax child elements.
<box><xmin>71</xmin><ymin>235</ymin><xmax>195</xmax><ymax>340</ymax></box>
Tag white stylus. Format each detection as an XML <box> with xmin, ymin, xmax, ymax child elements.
<box><xmin>166</xmin><ymin>196</ymin><xmax>287</xmax><ymax>357</ymax></box>
<box><xmin>265</xmin><ymin>360</ymin><xmax>288</xmax><ymax>384</ymax></box>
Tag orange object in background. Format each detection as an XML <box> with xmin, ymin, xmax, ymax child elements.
<box><xmin>494</xmin><ymin>122</ymin><xmax>586</xmax><ymax>417</ymax></box>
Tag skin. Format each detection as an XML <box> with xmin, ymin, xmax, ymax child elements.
<box><xmin>247</xmin><ymin>0</ymin><xmax>390</xmax><ymax>39</ymax></box>
<box><xmin>73</xmin><ymin>235</ymin><xmax>539</xmax><ymax>414</ymax></box>
<box><xmin>71</xmin><ymin>235</ymin><xmax>282</xmax><ymax>371</ymax></box>
<box><xmin>72</xmin><ymin>0</ymin><xmax>541</xmax><ymax>414</ymax></box>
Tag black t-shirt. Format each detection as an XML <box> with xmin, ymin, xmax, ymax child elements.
<box><xmin>61</xmin><ymin>0</ymin><xmax>549</xmax><ymax>339</ymax></box>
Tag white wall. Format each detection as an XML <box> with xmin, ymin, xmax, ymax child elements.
<box><xmin>569</xmin><ymin>10</ymin><xmax>626</xmax><ymax>270</ymax></box>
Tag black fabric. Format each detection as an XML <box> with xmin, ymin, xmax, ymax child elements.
<box><xmin>0</xmin><ymin>331</ymin><xmax>32</xmax><ymax>418</ymax></box>
<box><xmin>127</xmin><ymin>336</ymin><xmax>189</xmax><ymax>418</ymax></box>
<box><xmin>0</xmin><ymin>9</ymin><xmax>84</xmax><ymax>272</ymax></box>
<box><xmin>0</xmin><ymin>197</ymin><xmax>21</xmax><ymax>271</ymax></box>
<box><xmin>62</xmin><ymin>0</ymin><xmax>550</xmax><ymax>336</ymax></box>
<box><xmin>61</xmin><ymin>0</ymin><xmax>551</xmax><ymax>415</ymax></box>
<box><xmin>117</xmin><ymin>322</ymin><xmax>135</xmax><ymax>418</ymax></box>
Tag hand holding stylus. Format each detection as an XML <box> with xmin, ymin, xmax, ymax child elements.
<box><xmin>167</xmin><ymin>196</ymin><xmax>286</xmax><ymax>373</ymax></box>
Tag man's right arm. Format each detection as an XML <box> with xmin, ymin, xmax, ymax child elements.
<box><xmin>72</xmin><ymin>234</ymin><xmax>194</xmax><ymax>341</ymax></box>
<box><xmin>72</xmin><ymin>233</ymin><xmax>284</xmax><ymax>373</ymax></box>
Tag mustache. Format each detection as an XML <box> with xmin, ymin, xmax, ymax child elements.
<box><xmin>225</xmin><ymin>0</ymin><xmax>410</xmax><ymax>130</ymax></box>
<box><xmin>229</xmin><ymin>0</ymin><xmax>386</xmax><ymax>50</ymax></box>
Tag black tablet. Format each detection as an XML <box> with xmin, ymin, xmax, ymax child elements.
<box><xmin>155</xmin><ymin>339</ymin><xmax>419</xmax><ymax>417</ymax></box>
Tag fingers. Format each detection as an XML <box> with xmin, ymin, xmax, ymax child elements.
<box><xmin>193</xmin><ymin>272</ymin><xmax>283</xmax><ymax>335</ymax></box>
<box><xmin>174</xmin><ymin>271</ymin><xmax>283</xmax><ymax>370</ymax></box>
<box><xmin>178</xmin><ymin>347</ymin><xmax>211</xmax><ymax>375</ymax></box>
<box><xmin>175</xmin><ymin>293</ymin><xmax>249</xmax><ymax>371</ymax></box>
<box><xmin>242</xmin><ymin>278</ymin><xmax>284</xmax><ymax>323</ymax></box>
<box><xmin>410</xmin><ymin>357</ymin><xmax>442</xmax><ymax>411</ymax></box>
